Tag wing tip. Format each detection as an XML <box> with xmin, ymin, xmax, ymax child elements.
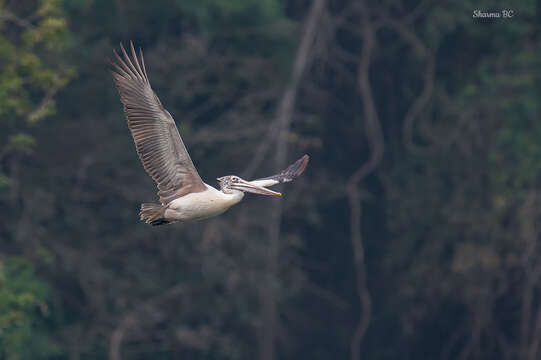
<box><xmin>110</xmin><ymin>41</ymin><xmax>148</xmax><ymax>81</ymax></box>
<box><xmin>293</xmin><ymin>154</ymin><xmax>310</xmax><ymax>177</ymax></box>
<box><xmin>282</xmin><ymin>154</ymin><xmax>310</xmax><ymax>180</ymax></box>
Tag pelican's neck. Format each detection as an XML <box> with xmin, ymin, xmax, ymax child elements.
<box><xmin>222</xmin><ymin>188</ymin><xmax>245</xmax><ymax>205</ymax></box>
<box><xmin>205</xmin><ymin>183</ymin><xmax>244</xmax><ymax>206</ymax></box>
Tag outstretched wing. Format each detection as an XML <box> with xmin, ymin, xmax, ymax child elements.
<box><xmin>111</xmin><ymin>42</ymin><xmax>206</xmax><ymax>204</ymax></box>
<box><xmin>249</xmin><ymin>155</ymin><xmax>310</xmax><ymax>187</ymax></box>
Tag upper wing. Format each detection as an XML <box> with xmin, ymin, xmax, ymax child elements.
<box><xmin>249</xmin><ymin>155</ymin><xmax>310</xmax><ymax>187</ymax></box>
<box><xmin>111</xmin><ymin>42</ymin><xmax>206</xmax><ymax>204</ymax></box>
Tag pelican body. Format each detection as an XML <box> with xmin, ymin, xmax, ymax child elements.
<box><xmin>165</xmin><ymin>185</ymin><xmax>243</xmax><ymax>222</ymax></box>
<box><xmin>111</xmin><ymin>42</ymin><xmax>309</xmax><ymax>225</ymax></box>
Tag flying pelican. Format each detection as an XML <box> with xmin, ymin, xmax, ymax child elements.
<box><xmin>110</xmin><ymin>42</ymin><xmax>309</xmax><ymax>225</ymax></box>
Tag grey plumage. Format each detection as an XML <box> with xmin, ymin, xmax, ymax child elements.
<box><xmin>254</xmin><ymin>154</ymin><xmax>310</xmax><ymax>184</ymax></box>
<box><xmin>110</xmin><ymin>42</ymin><xmax>206</xmax><ymax>205</ymax></box>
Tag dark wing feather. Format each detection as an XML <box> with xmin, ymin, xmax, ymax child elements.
<box><xmin>111</xmin><ymin>42</ymin><xmax>206</xmax><ymax>204</ymax></box>
<box><xmin>254</xmin><ymin>155</ymin><xmax>310</xmax><ymax>184</ymax></box>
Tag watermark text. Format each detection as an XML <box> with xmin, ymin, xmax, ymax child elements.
<box><xmin>473</xmin><ymin>9</ymin><xmax>515</xmax><ymax>19</ymax></box>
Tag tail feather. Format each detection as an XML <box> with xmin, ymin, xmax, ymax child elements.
<box><xmin>140</xmin><ymin>203</ymin><xmax>169</xmax><ymax>226</ymax></box>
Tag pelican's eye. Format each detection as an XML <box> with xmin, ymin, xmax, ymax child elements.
<box><xmin>231</xmin><ymin>177</ymin><xmax>239</xmax><ymax>183</ymax></box>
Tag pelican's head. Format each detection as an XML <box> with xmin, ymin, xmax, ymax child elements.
<box><xmin>217</xmin><ymin>175</ymin><xmax>282</xmax><ymax>196</ymax></box>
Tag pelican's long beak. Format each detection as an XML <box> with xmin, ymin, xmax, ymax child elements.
<box><xmin>232</xmin><ymin>179</ymin><xmax>282</xmax><ymax>196</ymax></box>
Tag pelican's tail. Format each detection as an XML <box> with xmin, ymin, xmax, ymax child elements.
<box><xmin>140</xmin><ymin>203</ymin><xmax>169</xmax><ymax>226</ymax></box>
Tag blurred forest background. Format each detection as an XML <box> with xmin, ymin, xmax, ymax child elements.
<box><xmin>1</xmin><ymin>0</ymin><xmax>540</xmax><ymax>359</ymax></box>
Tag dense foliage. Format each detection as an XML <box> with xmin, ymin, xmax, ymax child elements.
<box><xmin>0</xmin><ymin>0</ymin><xmax>539</xmax><ymax>359</ymax></box>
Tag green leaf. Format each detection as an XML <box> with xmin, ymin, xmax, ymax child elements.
<box><xmin>7</xmin><ymin>133</ymin><xmax>36</xmax><ymax>154</ymax></box>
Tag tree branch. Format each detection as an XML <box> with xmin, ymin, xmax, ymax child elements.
<box><xmin>379</xmin><ymin>17</ymin><xmax>435</xmax><ymax>154</ymax></box>
<box><xmin>109</xmin><ymin>285</ymin><xmax>186</xmax><ymax>360</ymax></box>
<box><xmin>258</xmin><ymin>1</ymin><xmax>326</xmax><ymax>359</ymax></box>
<box><xmin>347</xmin><ymin>2</ymin><xmax>384</xmax><ymax>359</ymax></box>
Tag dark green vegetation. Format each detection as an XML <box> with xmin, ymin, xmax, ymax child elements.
<box><xmin>1</xmin><ymin>0</ymin><xmax>540</xmax><ymax>359</ymax></box>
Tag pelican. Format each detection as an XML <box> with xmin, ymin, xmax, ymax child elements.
<box><xmin>110</xmin><ymin>42</ymin><xmax>309</xmax><ymax>225</ymax></box>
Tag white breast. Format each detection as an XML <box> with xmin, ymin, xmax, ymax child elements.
<box><xmin>164</xmin><ymin>184</ymin><xmax>244</xmax><ymax>222</ymax></box>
